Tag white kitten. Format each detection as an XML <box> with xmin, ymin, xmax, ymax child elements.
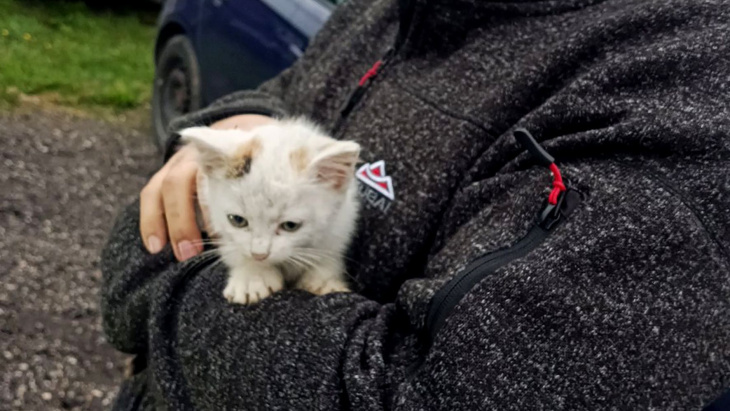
<box><xmin>179</xmin><ymin>119</ymin><xmax>360</xmax><ymax>305</ymax></box>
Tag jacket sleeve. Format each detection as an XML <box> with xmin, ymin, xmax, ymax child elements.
<box><xmin>100</xmin><ymin>201</ymin><xmax>178</xmax><ymax>354</ymax></box>
<box><xmin>100</xmin><ymin>201</ymin><xmax>420</xmax><ymax>410</ymax></box>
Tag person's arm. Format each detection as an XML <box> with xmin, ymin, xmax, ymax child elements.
<box><xmin>101</xmin><ymin>200</ymin><xmax>416</xmax><ymax>409</ymax></box>
<box><xmin>101</xmin><ymin>201</ymin><xmax>177</xmax><ymax>353</ymax></box>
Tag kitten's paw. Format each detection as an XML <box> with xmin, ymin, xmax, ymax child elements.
<box><xmin>223</xmin><ymin>274</ymin><xmax>283</xmax><ymax>305</ymax></box>
<box><xmin>298</xmin><ymin>277</ymin><xmax>350</xmax><ymax>296</ymax></box>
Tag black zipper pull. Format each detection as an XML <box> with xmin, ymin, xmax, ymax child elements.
<box><xmin>514</xmin><ymin>128</ymin><xmax>554</xmax><ymax>167</ymax></box>
<box><xmin>514</xmin><ymin>128</ymin><xmax>569</xmax><ymax>208</ymax></box>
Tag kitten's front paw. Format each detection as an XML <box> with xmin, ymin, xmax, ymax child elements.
<box><xmin>224</xmin><ymin>273</ymin><xmax>283</xmax><ymax>305</ymax></box>
<box><xmin>298</xmin><ymin>277</ymin><xmax>350</xmax><ymax>296</ymax></box>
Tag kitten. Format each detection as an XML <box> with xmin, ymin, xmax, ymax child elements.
<box><xmin>180</xmin><ymin>118</ymin><xmax>360</xmax><ymax>305</ymax></box>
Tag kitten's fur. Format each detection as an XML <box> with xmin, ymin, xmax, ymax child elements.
<box><xmin>180</xmin><ymin>119</ymin><xmax>360</xmax><ymax>305</ymax></box>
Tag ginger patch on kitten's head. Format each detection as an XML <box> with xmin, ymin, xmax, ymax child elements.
<box><xmin>179</xmin><ymin>127</ymin><xmax>262</xmax><ymax>179</ymax></box>
<box><xmin>289</xmin><ymin>146</ymin><xmax>311</xmax><ymax>174</ymax></box>
<box><xmin>228</xmin><ymin>138</ymin><xmax>262</xmax><ymax>178</ymax></box>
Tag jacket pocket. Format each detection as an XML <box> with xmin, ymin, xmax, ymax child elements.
<box><xmin>425</xmin><ymin>189</ymin><xmax>582</xmax><ymax>343</ymax></box>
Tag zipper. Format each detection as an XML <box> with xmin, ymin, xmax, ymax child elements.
<box><xmin>332</xmin><ymin>0</ymin><xmax>419</xmax><ymax>134</ymax></box>
<box><xmin>425</xmin><ymin>189</ymin><xmax>582</xmax><ymax>342</ymax></box>
<box><xmin>332</xmin><ymin>47</ymin><xmax>396</xmax><ymax>135</ymax></box>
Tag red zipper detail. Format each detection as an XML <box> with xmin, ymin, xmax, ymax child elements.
<box><xmin>336</xmin><ymin>49</ymin><xmax>395</xmax><ymax>132</ymax></box>
<box><xmin>513</xmin><ymin>128</ymin><xmax>567</xmax><ymax>206</ymax></box>
<box><xmin>358</xmin><ymin>60</ymin><xmax>383</xmax><ymax>86</ymax></box>
<box><xmin>548</xmin><ymin>163</ymin><xmax>566</xmax><ymax>205</ymax></box>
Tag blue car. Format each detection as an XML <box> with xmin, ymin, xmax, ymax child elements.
<box><xmin>151</xmin><ymin>0</ymin><xmax>338</xmax><ymax>148</ymax></box>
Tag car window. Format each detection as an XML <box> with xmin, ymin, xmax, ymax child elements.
<box><xmin>262</xmin><ymin>0</ymin><xmax>299</xmax><ymax>19</ymax></box>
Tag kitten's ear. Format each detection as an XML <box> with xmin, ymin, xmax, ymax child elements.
<box><xmin>179</xmin><ymin>127</ymin><xmax>229</xmax><ymax>174</ymax></box>
<box><xmin>309</xmin><ymin>141</ymin><xmax>361</xmax><ymax>190</ymax></box>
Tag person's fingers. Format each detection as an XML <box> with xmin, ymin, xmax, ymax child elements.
<box><xmin>139</xmin><ymin>148</ymin><xmax>188</xmax><ymax>254</ymax></box>
<box><xmin>161</xmin><ymin>158</ymin><xmax>203</xmax><ymax>261</ymax></box>
<box><xmin>139</xmin><ymin>168</ymin><xmax>168</xmax><ymax>254</ymax></box>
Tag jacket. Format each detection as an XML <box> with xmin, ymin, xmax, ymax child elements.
<box><xmin>102</xmin><ymin>0</ymin><xmax>730</xmax><ymax>408</ymax></box>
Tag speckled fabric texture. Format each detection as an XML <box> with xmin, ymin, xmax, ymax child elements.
<box><xmin>103</xmin><ymin>0</ymin><xmax>730</xmax><ymax>409</ymax></box>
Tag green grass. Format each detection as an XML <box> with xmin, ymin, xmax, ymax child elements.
<box><xmin>0</xmin><ymin>0</ymin><xmax>156</xmax><ymax>111</ymax></box>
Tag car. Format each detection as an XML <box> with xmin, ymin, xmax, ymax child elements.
<box><xmin>151</xmin><ymin>0</ymin><xmax>339</xmax><ymax>149</ymax></box>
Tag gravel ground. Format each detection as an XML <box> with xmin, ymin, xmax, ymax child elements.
<box><xmin>0</xmin><ymin>108</ymin><xmax>159</xmax><ymax>410</ymax></box>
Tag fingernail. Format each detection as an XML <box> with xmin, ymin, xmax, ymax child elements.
<box><xmin>147</xmin><ymin>236</ymin><xmax>162</xmax><ymax>254</ymax></box>
<box><xmin>178</xmin><ymin>240</ymin><xmax>198</xmax><ymax>261</ymax></box>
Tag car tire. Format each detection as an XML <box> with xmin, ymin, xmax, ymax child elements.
<box><xmin>151</xmin><ymin>34</ymin><xmax>202</xmax><ymax>151</ymax></box>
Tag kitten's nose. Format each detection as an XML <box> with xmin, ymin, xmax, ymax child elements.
<box><xmin>252</xmin><ymin>252</ymin><xmax>270</xmax><ymax>261</ymax></box>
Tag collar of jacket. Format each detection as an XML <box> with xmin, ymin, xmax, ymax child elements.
<box><xmin>396</xmin><ymin>0</ymin><xmax>605</xmax><ymax>55</ymax></box>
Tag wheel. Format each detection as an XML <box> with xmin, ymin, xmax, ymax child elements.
<box><xmin>152</xmin><ymin>34</ymin><xmax>202</xmax><ymax>151</ymax></box>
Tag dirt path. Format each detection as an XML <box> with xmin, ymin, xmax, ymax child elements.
<box><xmin>0</xmin><ymin>108</ymin><xmax>159</xmax><ymax>410</ymax></box>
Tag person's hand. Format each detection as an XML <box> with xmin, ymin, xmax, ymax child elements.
<box><xmin>140</xmin><ymin>114</ymin><xmax>275</xmax><ymax>261</ymax></box>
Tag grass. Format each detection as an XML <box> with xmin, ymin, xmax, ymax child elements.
<box><xmin>0</xmin><ymin>0</ymin><xmax>156</xmax><ymax>112</ymax></box>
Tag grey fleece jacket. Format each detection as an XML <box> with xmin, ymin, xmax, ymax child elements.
<box><xmin>102</xmin><ymin>0</ymin><xmax>730</xmax><ymax>409</ymax></box>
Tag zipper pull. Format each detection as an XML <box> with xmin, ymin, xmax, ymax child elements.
<box><xmin>514</xmin><ymin>128</ymin><xmax>567</xmax><ymax>206</ymax></box>
<box><xmin>513</xmin><ymin>128</ymin><xmax>581</xmax><ymax>228</ymax></box>
<box><xmin>339</xmin><ymin>48</ymin><xmax>395</xmax><ymax>120</ymax></box>
<box><xmin>537</xmin><ymin>189</ymin><xmax>581</xmax><ymax>230</ymax></box>
<box><xmin>514</xmin><ymin>128</ymin><xmax>554</xmax><ymax>167</ymax></box>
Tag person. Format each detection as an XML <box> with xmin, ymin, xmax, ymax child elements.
<box><xmin>101</xmin><ymin>0</ymin><xmax>730</xmax><ymax>408</ymax></box>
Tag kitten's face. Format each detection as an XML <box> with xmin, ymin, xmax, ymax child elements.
<box><xmin>206</xmin><ymin>171</ymin><xmax>342</xmax><ymax>264</ymax></box>
<box><xmin>181</xmin><ymin>121</ymin><xmax>360</xmax><ymax>266</ymax></box>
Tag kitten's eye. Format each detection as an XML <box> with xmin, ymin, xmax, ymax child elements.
<box><xmin>227</xmin><ymin>214</ymin><xmax>248</xmax><ymax>228</ymax></box>
<box><xmin>280</xmin><ymin>221</ymin><xmax>302</xmax><ymax>232</ymax></box>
